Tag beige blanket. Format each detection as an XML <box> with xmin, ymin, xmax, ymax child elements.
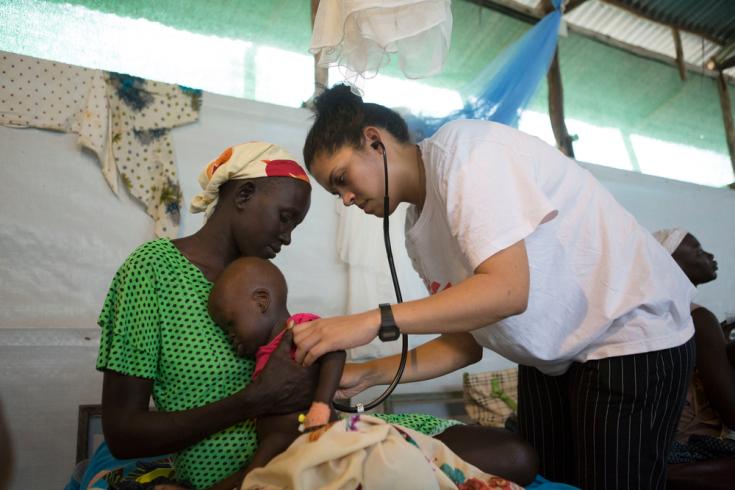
<box><xmin>242</xmin><ymin>414</ymin><xmax>521</xmax><ymax>490</ymax></box>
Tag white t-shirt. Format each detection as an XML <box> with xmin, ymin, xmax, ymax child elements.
<box><xmin>406</xmin><ymin>120</ymin><xmax>694</xmax><ymax>375</ymax></box>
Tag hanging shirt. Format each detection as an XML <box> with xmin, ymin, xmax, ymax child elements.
<box><xmin>0</xmin><ymin>52</ymin><xmax>201</xmax><ymax>238</ymax></box>
<box><xmin>406</xmin><ymin>119</ymin><xmax>694</xmax><ymax>375</ymax></box>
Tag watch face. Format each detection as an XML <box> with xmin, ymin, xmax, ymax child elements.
<box><xmin>379</xmin><ymin>325</ymin><xmax>400</xmax><ymax>342</ymax></box>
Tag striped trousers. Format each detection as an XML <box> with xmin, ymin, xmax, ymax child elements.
<box><xmin>518</xmin><ymin>338</ymin><xmax>695</xmax><ymax>490</ymax></box>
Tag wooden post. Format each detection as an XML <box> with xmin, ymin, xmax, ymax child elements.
<box><xmin>672</xmin><ymin>28</ymin><xmax>687</xmax><ymax>81</ymax></box>
<box><xmin>547</xmin><ymin>48</ymin><xmax>575</xmax><ymax>157</ymax></box>
<box><xmin>542</xmin><ymin>0</ymin><xmax>588</xmax><ymax>15</ymax></box>
<box><xmin>310</xmin><ymin>0</ymin><xmax>328</xmax><ymax>98</ymax></box>
<box><xmin>716</xmin><ymin>70</ymin><xmax>735</xmax><ymax>179</ymax></box>
<box><xmin>541</xmin><ymin>0</ymin><xmax>575</xmax><ymax>158</ymax></box>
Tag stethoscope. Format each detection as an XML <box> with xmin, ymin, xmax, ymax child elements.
<box><xmin>332</xmin><ymin>140</ymin><xmax>409</xmax><ymax>413</ymax></box>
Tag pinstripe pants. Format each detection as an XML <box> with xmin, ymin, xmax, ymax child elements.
<box><xmin>518</xmin><ymin>338</ymin><xmax>695</xmax><ymax>490</ymax></box>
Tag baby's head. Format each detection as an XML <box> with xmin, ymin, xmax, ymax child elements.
<box><xmin>209</xmin><ymin>256</ymin><xmax>289</xmax><ymax>357</ymax></box>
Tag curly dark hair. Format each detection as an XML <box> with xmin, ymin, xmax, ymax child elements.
<box><xmin>302</xmin><ymin>84</ymin><xmax>410</xmax><ymax>170</ymax></box>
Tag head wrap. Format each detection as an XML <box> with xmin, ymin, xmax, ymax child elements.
<box><xmin>653</xmin><ymin>228</ymin><xmax>689</xmax><ymax>255</ymax></box>
<box><xmin>190</xmin><ymin>142</ymin><xmax>310</xmax><ymax>218</ymax></box>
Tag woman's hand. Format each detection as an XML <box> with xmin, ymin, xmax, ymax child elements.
<box><xmin>293</xmin><ymin>310</ymin><xmax>380</xmax><ymax>366</ymax></box>
<box><xmin>249</xmin><ymin>329</ymin><xmax>320</xmax><ymax>415</ymax></box>
<box><xmin>334</xmin><ymin>362</ymin><xmax>378</xmax><ymax>399</ymax></box>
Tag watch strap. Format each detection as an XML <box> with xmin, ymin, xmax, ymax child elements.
<box><xmin>378</xmin><ymin>303</ymin><xmax>400</xmax><ymax>342</ymax></box>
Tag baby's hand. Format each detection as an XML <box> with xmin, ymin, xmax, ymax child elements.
<box><xmin>304</xmin><ymin>401</ymin><xmax>332</xmax><ymax>428</ymax></box>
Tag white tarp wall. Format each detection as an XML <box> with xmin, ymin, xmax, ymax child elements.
<box><xmin>1</xmin><ymin>93</ymin><xmax>734</xmax><ymax>489</ymax></box>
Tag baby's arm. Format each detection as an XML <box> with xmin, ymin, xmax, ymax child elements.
<box><xmin>303</xmin><ymin>349</ymin><xmax>346</xmax><ymax>428</ymax></box>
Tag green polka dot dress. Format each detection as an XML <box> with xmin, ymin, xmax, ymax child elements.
<box><xmin>97</xmin><ymin>239</ymin><xmax>462</xmax><ymax>488</ymax></box>
<box><xmin>374</xmin><ymin>412</ymin><xmax>462</xmax><ymax>436</ymax></box>
<box><xmin>97</xmin><ymin>239</ymin><xmax>255</xmax><ymax>489</ymax></box>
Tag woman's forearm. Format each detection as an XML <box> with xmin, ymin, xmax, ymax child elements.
<box><xmin>364</xmin><ymin>333</ymin><xmax>482</xmax><ymax>387</ymax></box>
<box><xmin>392</xmin><ymin>276</ymin><xmax>525</xmax><ymax>335</ymax></box>
<box><xmin>293</xmin><ymin>241</ymin><xmax>527</xmax><ymax>367</ymax></box>
<box><xmin>103</xmin><ymin>336</ymin><xmax>319</xmax><ymax>459</ymax></box>
<box><xmin>393</xmin><ymin>241</ymin><xmax>529</xmax><ymax>335</ymax></box>
<box><xmin>102</xmin><ymin>371</ymin><xmax>263</xmax><ymax>458</ymax></box>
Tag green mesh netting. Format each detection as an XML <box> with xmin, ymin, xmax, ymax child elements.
<box><xmin>527</xmin><ymin>33</ymin><xmax>734</xmax><ymax>155</ymax></box>
<box><xmin>2</xmin><ymin>0</ymin><xmax>733</xmax><ymax>158</ymax></box>
<box><xmin>42</xmin><ymin>0</ymin><xmax>314</xmax><ymax>54</ymax></box>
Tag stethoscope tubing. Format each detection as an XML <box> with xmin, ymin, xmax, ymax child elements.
<box><xmin>332</xmin><ymin>142</ymin><xmax>409</xmax><ymax>413</ymax></box>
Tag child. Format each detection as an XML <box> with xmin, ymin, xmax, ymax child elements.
<box><xmin>208</xmin><ymin>256</ymin><xmax>346</xmax><ymax>477</ymax></box>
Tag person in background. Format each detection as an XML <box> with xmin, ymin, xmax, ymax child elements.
<box><xmin>654</xmin><ymin>228</ymin><xmax>735</xmax><ymax>489</ymax></box>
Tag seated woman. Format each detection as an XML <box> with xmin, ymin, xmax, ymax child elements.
<box><xmin>92</xmin><ymin>142</ymin><xmax>538</xmax><ymax>490</ymax></box>
<box><xmin>653</xmin><ymin>228</ymin><xmax>735</xmax><ymax>489</ymax></box>
<box><xmin>97</xmin><ymin>142</ymin><xmax>317</xmax><ymax>490</ymax></box>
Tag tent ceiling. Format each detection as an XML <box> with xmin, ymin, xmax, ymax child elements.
<box><xmin>35</xmin><ymin>0</ymin><xmax>735</xmax><ymax>82</ymax></box>
<box><xmin>607</xmin><ymin>0</ymin><xmax>735</xmax><ymax>45</ymax></box>
<box><xmin>482</xmin><ymin>0</ymin><xmax>735</xmax><ymax>79</ymax></box>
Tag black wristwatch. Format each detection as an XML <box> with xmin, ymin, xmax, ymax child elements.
<box><xmin>378</xmin><ymin>303</ymin><xmax>400</xmax><ymax>342</ymax></box>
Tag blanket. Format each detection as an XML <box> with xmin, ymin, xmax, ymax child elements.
<box><xmin>242</xmin><ymin>414</ymin><xmax>521</xmax><ymax>490</ymax></box>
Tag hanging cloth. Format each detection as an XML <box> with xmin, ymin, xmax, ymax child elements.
<box><xmin>310</xmin><ymin>0</ymin><xmax>452</xmax><ymax>80</ymax></box>
<box><xmin>105</xmin><ymin>72</ymin><xmax>201</xmax><ymax>237</ymax></box>
<box><xmin>0</xmin><ymin>52</ymin><xmax>201</xmax><ymax>237</ymax></box>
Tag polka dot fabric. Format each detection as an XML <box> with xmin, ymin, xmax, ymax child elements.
<box><xmin>0</xmin><ymin>52</ymin><xmax>201</xmax><ymax>239</ymax></box>
<box><xmin>97</xmin><ymin>239</ymin><xmax>255</xmax><ymax>489</ymax></box>
<box><xmin>0</xmin><ymin>52</ymin><xmax>102</xmax><ymax>131</ymax></box>
<box><xmin>374</xmin><ymin>412</ymin><xmax>463</xmax><ymax>436</ymax></box>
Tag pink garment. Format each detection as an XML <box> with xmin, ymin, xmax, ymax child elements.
<box><xmin>252</xmin><ymin>313</ymin><xmax>320</xmax><ymax>379</ymax></box>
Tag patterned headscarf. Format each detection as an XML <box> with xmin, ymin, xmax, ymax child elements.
<box><xmin>653</xmin><ymin>228</ymin><xmax>689</xmax><ymax>254</ymax></box>
<box><xmin>190</xmin><ymin>142</ymin><xmax>310</xmax><ymax>218</ymax></box>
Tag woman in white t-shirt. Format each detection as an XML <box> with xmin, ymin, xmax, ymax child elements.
<box><xmin>293</xmin><ymin>84</ymin><xmax>696</xmax><ymax>490</ymax></box>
